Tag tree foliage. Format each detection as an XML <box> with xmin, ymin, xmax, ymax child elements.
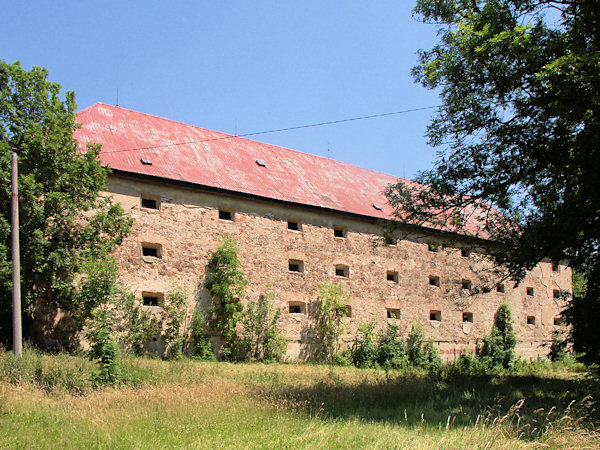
<box><xmin>387</xmin><ymin>2</ymin><xmax>599</xmax><ymax>362</ymax></box>
<box><xmin>0</xmin><ymin>61</ymin><xmax>133</xmax><ymax>346</ymax></box>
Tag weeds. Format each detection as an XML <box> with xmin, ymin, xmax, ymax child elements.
<box><xmin>0</xmin><ymin>351</ymin><xmax>597</xmax><ymax>447</ymax></box>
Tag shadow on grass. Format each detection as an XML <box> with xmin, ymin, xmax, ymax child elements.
<box><xmin>258</xmin><ymin>371</ymin><xmax>598</xmax><ymax>440</ymax></box>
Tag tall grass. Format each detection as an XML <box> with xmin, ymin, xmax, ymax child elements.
<box><xmin>0</xmin><ymin>350</ymin><xmax>598</xmax><ymax>448</ymax></box>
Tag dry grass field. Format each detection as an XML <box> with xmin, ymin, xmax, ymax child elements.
<box><xmin>0</xmin><ymin>351</ymin><xmax>598</xmax><ymax>449</ymax></box>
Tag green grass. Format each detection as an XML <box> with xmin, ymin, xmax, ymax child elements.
<box><xmin>0</xmin><ymin>351</ymin><xmax>598</xmax><ymax>449</ymax></box>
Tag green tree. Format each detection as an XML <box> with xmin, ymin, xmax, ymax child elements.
<box><xmin>387</xmin><ymin>2</ymin><xmax>599</xmax><ymax>363</ymax></box>
<box><xmin>0</xmin><ymin>61</ymin><xmax>133</xmax><ymax>346</ymax></box>
<box><xmin>205</xmin><ymin>236</ymin><xmax>248</xmax><ymax>360</ymax></box>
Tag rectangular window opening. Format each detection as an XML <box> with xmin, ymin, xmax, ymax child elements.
<box><xmin>288</xmin><ymin>259</ymin><xmax>304</xmax><ymax>273</ymax></box>
<box><xmin>552</xmin><ymin>262</ymin><xmax>560</xmax><ymax>272</ymax></box>
<box><xmin>335</xmin><ymin>265</ymin><xmax>349</xmax><ymax>278</ymax></box>
<box><xmin>387</xmin><ymin>271</ymin><xmax>399</xmax><ymax>283</ymax></box>
<box><xmin>527</xmin><ymin>316</ymin><xmax>536</xmax><ymax>325</ymax></box>
<box><xmin>429</xmin><ymin>275</ymin><xmax>440</xmax><ymax>287</ymax></box>
<box><xmin>461</xmin><ymin>279</ymin><xmax>472</xmax><ymax>291</ymax></box>
<box><xmin>142</xmin><ymin>243</ymin><xmax>162</xmax><ymax>259</ymax></box>
<box><xmin>387</xmin><ymin>308</ymin><xmax>400</xmax><ymax>319</ymax></box>
<box><xmin>553</xmin><ymin>289</ymin><xmax>561</xmax><ymax>299</ymax></box>
<box><xmin>142</xmin><ymin>292</ymin><xmax>164</xmax><ymax>307</ymax></box>
<box><xmin>463</xmin><ymin>312</ymin><xmax>474</xmax><ymax>323</ymax></box>
<box><xmin>497</xmin><ymin>284</ymin><xmax>505</xmax><ymax>293</ymax></box>
<box><xmin>141</xmin><ymin>194</ymin><xmax>160</xmax><ymax>210</ymax></box>
<box><xmin>333</xmin><ymin>226</ymin><xmax>347</xmax><ymax>238</ymax></box>
<box><xmin>219</xmin><ymin>209</ymin><xmax>234</xmax><ymax>221</ymax></box>
<box><xmin>461</xmin><ymin>248</ymin><xmax>471</xmax><ymax>257</ymax></box>
<box><xmin>526</xmin><ymin>287</ymin><xmax>535</xmax><ymax>296</ymax></box>
<box><xmin>430</xmin><ymin>310</ymin><xmax>442</xmax><ymax>321</ymax></box>
<box><xmin>287</xmin><ymin>219</ymin><xmax>301</xmax><ymax>231</ymax></box>
<box><xmin>288</xmin><ymin>302</ymin><xmax>306</xmax><ymax>314</ymax></box>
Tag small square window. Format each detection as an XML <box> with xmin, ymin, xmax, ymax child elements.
<box><xmin>386</xmin><ymin>271</ymin><xmax>399</xmax><ymax>283</ymax></box>
<box><xmin>497</xmin><ymin>284</ymin><xmax>505</xmax><ymax>293</ymax></box>
<box><xmin>553</xmin><ymin>317</ymin><xmax>563</xmax><ymax>326</ymax></box>
<box><xmin>461</xmin><ymin>279</ymin><xmax>472</xmax><ymax>291</ymax></box>
<box><xmin>429</xmin><ymin>275</ymin><xmax>440</xmax><ymax>287</ymax></box>
<box><xmin>287</xmin><ymin>219</ymin><xmax>301</xmax><ymax>231</ymax></box>
<box><xmin>527</xmin><ymin>316</ymin><xmax>536</xmax><ymax>325</ymax></box>
<box><xmin>553</xmin><ymin>289</ymin><xmax>561</xmax><ymax>299</ymax></box>
<box><xmin>141</xmin><ymin>243</ymin><xmax>162</xmax><ymax>259</ymax></box>
<box><xmin>552</xmin><ymin>262</ymin><xmax>560</xmax><ymax>272</ymax></box>
<box><xmin>526</xmin><ymin>287</ymin><xmax>535</xmax><ymax>296</ymax></box>
<box><xmin>141</xmin><ymin>194</ymin><xmax>160</xmax><ymax>210</ymax></box>
<box><xmin>219</xmin><ymin>209</ymin><xmax>234</xmax><ymax>221</ymax></box>
<box><xmin>428</xmin><ymin>242</ymin><xmax>440</xmax><ymax>252</ymax></box>
<box><xmin>387</xmin><ymin>308</ymin><xmax>401</xmax><ymax>319</ymax></box>
<box><xmin>461</xmin><ymin>248</ymin><xmax>471</xmax><ymax>257</ymax></box>
<box><xmin>463</xmin><ymin>312</ymin><xmax>474</xmax><ymax>323</ymax></box>
<box><xmin>430</xmin><ymin>310</ymin><xmax>442</xmax><ymax>321</ymax></box>
<box><xmin>288</xmin><ymin>302</ymin><xmax>306</xmax><ymax>314</ymax></box>
<box><xmin>142</xmin><ymin>292</ymin><xmax>164</xmax><ymax>307</ymax></box>
<box><xmin>333</xmin><ymin>226</ymin><xmax>347</xmax><ymax>238</ymax></box>
<box><xmin>288</xmin><ymin>259</ymin><xmax>304</xmax><ymax>273</ymax></box>
<box><xmin>335</xmin><ymin>265</ymin><xmax>349</xmax><ymax>278</ymax></box>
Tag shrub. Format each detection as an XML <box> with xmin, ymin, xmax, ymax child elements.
<box><xmin>479</xmin><ymin>302</ymin><xmax>517</xmax><ymax>369</ymax></box>
<box><xmin>312</xmin><ymin>282</ymin><xmax>351</xmax><ymax>365</ymax></box>
<box><xmin>162</xmin><ymin>284</ymin><xmax>188</xmax><ymax>360</ymax></box>
<box><xmin>407</xmin><ymin>323</ymin><xmax>441</xmax><ymax>370</ymax></box>
<box><xmin>350</xmin><ymin>321</ymin><xmax>378</xmax><ymax>368</ymax></box>
<box><xmin>376</xmin><ymin>324</ymin><xmax>409</xmax><ymax>370</ymax></box>
<box><xmin>205</xmin><ymin>237</ymin><xmax>248</xmax><ymax>360</ymax></box>
<box><xmin>239</xmin><ymin>290</ymin><xmax>286</xmax><ymax>362</ymax></box>
<box><xmin>190</xmin><ymin>310</ymin><xmax>215</xmax><ymax>360</ymax></box>
<box><xmin>85</xmin><ymin>304</ymin><xmax>122</xmax><ymax>386</ymax></box>
<box><xmin>118</xmin><ymin>291</ymin><xmax>160</xmax><ymax>356</ymax></box>
<box><xmin>549</xmin><ymin>330</ymin><xmax>569</xmax><ymax>362</ymax></box>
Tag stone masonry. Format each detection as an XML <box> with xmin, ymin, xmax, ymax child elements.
<box><xmin>106</xmin><ymin>174</ymin><xmax>571</xmax><ymax>361</ymax></box>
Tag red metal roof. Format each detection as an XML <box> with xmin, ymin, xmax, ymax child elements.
<box><xmin>75</xmin><ymin>103</ymin><xmax>485</xmax><ymax>235</ymax></box>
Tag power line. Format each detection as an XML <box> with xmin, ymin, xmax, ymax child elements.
<box><xmin>101</xmin><ymin>105</ymin><xmax>440</xmax><ymax>155</ymax></box>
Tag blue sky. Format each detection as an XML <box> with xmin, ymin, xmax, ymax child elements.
<box><xmin>2</xmin><ymin>1</ymin><xmax>443</xmax><ymax>179</ymax></box>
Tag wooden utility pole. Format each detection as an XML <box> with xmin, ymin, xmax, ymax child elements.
<box><xmin>11</xmin><ymin>151</ymin><xmax>22</xmax><ymax>357</ymax></box>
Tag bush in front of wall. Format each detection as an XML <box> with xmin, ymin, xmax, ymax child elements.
<box><xmin>162</xmin><ymin>284</ymin><xmax>188</xmax><ymax>360</ymax></box>
<box><xmin>190</xmin><ymin>310</ymin><xmax>215</xmax><ymax>360</ymax></box>
<box><xmin>205</xmin><ymin>236</ymin><xmax>248</xmax><ymax>360</ymax></box>
<box><xmin>479</xmin><ymin>302</ymin><xmax>517</xmax><ymax>369</ymax></box>
<box><xmin>239</xmin><ymin>290</ymin><xmax>286</xmax><ymax>362</ymax></box>
<box><xmin>350</xmin><ymin>321</ymin><xmax>378</xmax><ymax>368</ymax></box>
<box><xmin>312</xmin><ymin>282</ymin><xmax>351</xmax><ymax>366</ymax></box>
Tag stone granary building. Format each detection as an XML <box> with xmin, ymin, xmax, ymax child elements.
<box><xmin>75</xmin><ymin>103</ymin><xmax>571</xmax><ymax>360</ymax></box>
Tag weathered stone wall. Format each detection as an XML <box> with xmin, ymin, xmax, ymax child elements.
<box><xmin>106</xmin><ymin>174</ymin><xmax>572</xmax><ymax>360</ymax></box>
